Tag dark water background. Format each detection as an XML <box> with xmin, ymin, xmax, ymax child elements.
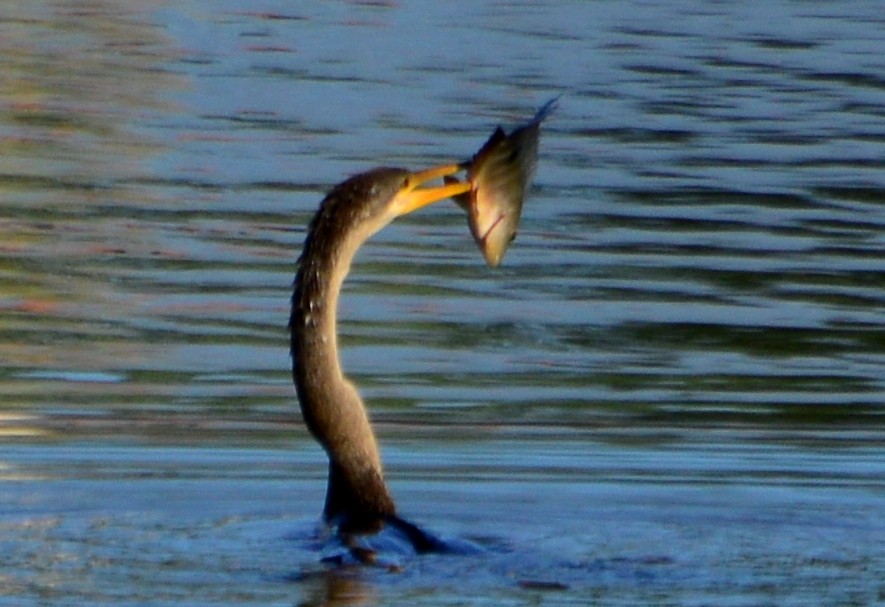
<box><xmin>1</xmin><ymin>1</ymin><xmax>883</xmax><ymax>605</ymax></box>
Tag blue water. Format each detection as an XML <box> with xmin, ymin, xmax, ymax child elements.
<box><xmin>1</xmin><ymin>1</ymin><xmax>883</xmax><ymax>604</ymax></box>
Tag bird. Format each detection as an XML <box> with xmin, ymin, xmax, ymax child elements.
<box><xmin>289</xmin><ymin>163</ymin><xmax>472</xmax><ymax>559</ymax></box>
<box><xmin>289</xmin><ymin>101</ymin><xmax>554</xmax><ymax>563</ymax></box>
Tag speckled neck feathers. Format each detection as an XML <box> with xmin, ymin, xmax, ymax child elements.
<box><xmin>290</xmin><ymin>168</ymin><xmax>410</xmax><ymax>532</ymax></box>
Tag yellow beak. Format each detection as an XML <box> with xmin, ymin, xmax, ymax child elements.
<box><xmin>391</xmin><ymin>163</ymin><xmax>471</xmax><ymax>216</ymax></box>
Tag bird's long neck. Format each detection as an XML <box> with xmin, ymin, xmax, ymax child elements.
<box><xmin>290</xmin><ymin>186</ymin><xmax>397</xmax><ymax>531</ymax></box>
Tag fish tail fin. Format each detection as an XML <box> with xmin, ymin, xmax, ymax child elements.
<box><xmin>531</xmin><ymin>95</ymin><xmax>560</xmax><ymax>125</ymax></box>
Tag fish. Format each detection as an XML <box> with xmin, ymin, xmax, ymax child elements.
<box><xmin>448</xmin><ymin>97</ymin><xmax>557</xmax><ymax>267</ymax></box>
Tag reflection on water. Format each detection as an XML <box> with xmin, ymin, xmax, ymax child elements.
<box><xmin>2</xmin><ymin>435</ymin><xmax>881</xmax><ymax>604</ymax></box>
<box><xmin>1</xmin><ymin>0</ymin><xmax>883</xmax><ymax>605</ymax></box>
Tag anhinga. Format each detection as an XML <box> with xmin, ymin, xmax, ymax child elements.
<box><xmin>290</xmin><ymin>164</ymin><xmax>469</xmax><ymax>555</ymax></box>
<box><xmin>289</xmin><ymin>100</ymin><xmax>554</xmax><ymax>561</ymax></box>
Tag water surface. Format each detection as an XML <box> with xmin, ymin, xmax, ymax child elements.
<box><xmin>1</xmin><ymin>1</ymin><xmax>883</xmax><ymax>605</ymax></box>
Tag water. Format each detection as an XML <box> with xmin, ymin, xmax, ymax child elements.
<box><xmin>1</xmin><ymin>1</ymin><xmax>883</xmax><ymax>604</ymax></box>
